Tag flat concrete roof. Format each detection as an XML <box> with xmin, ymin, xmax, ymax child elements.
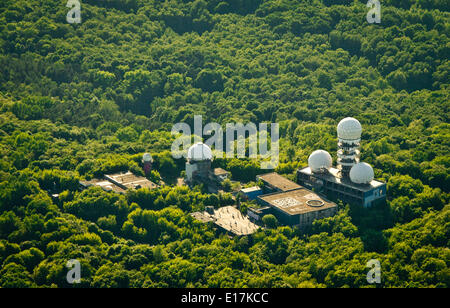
<box><xmin>299</xmin><ymin>167</ymin><xmax>385</xmax><ymax>192</ymax></box>
<box><xmin>213</xmin><ymin>168</ymin><xmax>229</xmax><ymax>176</ymax></box>
<box><xmin>80</xmin><ymin>179</ymin><xmax>126</xmax><ymax>194</ymax></box>
<box><xmin>191</xmin><ymin>206</ymin><xmax>259</xmax><ymax>236</ymax></box>
<box><xmin>241</xmin><ymin>186</ymin><xmax>262</xmax><ymax>193</ymax></box>
<box><xmin>106</xmin><ymin>171</ymin><xmax>158</xmax><ymax>190</ymax></box>
<box><xmin>80</xmin><ymin>171</ymin><xmax>158</xmax><ymax>194</ymax></box>
<box><xmin>257</xmin><ymin>172</ymin><xmax>302</xmax><ymax>192</ymax></box>
<box><xmin>191</xmin><ymin>212</ymin><xmax>214</xmax><ymax>223</ymax></box>
<box><xmin>259</xmin><ymin>188</ymin><xmax>337</xmax><ymax>216</ymax></box>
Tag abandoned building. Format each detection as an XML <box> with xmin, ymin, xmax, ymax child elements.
<box><xmin>191</xmin><ymin>205</ymin><xmax>259</xmax><ymax>236</ymax></box>
<box><xmin>248</xmin><ymin>172</ymin><xmax>337</xmax><ymax>228</ymax></box>
<box><xmin>79</xmin><ymin>171</ymin><xmax>158</xmax><ymax>194</ymax></box>
<box><xmin>297</xmin><ymin>117</ymin><xmax>387</xmax><ymax>207</ymax></box>
<box><xmin>185</xmin><ymin>142</ymin><xmax>230</xmax><ymax>186</ymax></box>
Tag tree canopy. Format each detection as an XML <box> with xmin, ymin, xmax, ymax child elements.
<box><xmin>0</xmin><ymin>0</ymin><xmax>448</xmax><ymax>288</ymax></box>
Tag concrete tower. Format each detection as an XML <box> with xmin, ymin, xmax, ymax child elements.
<box><xmin>142</xmin><ymin>153</ymin><xmax>153</xmax><ymax>177</ymax></box>
<box><xmin>337</xmin><ymin>117</ymin><xmax>362</xmax><ymax>178</ymax></box>
<box><xmin>186</xmin><ymin>142</ymin><xmax>213</xmax><ymax>182</ymax></box>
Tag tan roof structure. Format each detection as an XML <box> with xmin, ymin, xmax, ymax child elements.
<box><xmin>259</xmin><ymin>188</ymin><xmax>337</xmax><ymax>216</ymax></box>
<box><xmin>80</xmin><ymin>171</ymin><xmax>158</xmax><ymax>194</ymax></box>
<box><xmin>191</xmin><ymin>206</ymin><xmax>259</xmax><ymax>236</ymax></box>
<box><xmin>79</xmin><ymin>178</ymin><xmax>126</xmax><ymax>194</ymax></box>
<box><xmin>241</xmin><ymin>186</ymin><xmax>262</xmax><ymax>193</ymax></box>
<box><xmin>105</xmin><ymin>171</ymin><xmax>158</xmax><ymax>190</ymax></box>
<box><xmin>190</xmin><ymin>212</ymin><xmax>214</xmax><ymax>223</ymax></box>
<box><xmin>213</xmin><ymin>168</ymin><xmax>229</xmax><ymax>176</ymax></box>
<box><xmin>257</xmin><ymin>172</ymin><xmax>302</xmax><ymax>192</ymax></box>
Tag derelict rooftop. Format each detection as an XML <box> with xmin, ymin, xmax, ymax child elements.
<box><xmin>79</xmin><ymin>178</ymin><xmax>126</xmax><ymax>194</ymax></box>
<box><xmin>257</xmin><ymin>188</ymin><xmax>337</xmax><ymax>227</ymax></box>
<box><xmin>257</xmin><ymin>172</ymin><xmax>302</xmax><ymax>192</ymax></box>
<box><xmin>80</xmin><ymin>171</ymin><xmax>158</xmax><ymax>194</ymax></box>
<box><xmin>258</xmin><ymin>188</ymin><xmax>337</xmax><ymax>216</ymax></box>
<box><xmin>191</xmin><ymin>206</ymin><xmax>259</xmax><ymax>236</ymax></box>
<box><xmin>298</xmin><ymin>167</ymin><xmax>385</xmax><ymax>192</ymax></box>
<box><xmin>241</xmin><ymin>186</ymin><xmax>262</xmax><ymax>194</ymax></box>
<box><xmin>213</xmin><ymin>168</ymin><xmax>229</xmax><ymax>176</ymax></box>
<box><xmin>105</xmin><ymin>171</ymin><xmax>158</xmax><ymax>190</ymax></box>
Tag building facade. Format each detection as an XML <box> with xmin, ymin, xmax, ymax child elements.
<box><xmin>256</xmin><ymin>188</ymin><xmax>338</xmax><ymax>227</ymax></box>
<box><xmin>297</xmin><ymin>167</ymin><xmax>386</xmax><ymax>207</ymax></box>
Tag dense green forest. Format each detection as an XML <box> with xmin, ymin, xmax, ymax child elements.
<box><xmin>0</xmin><ymin>0</ymin><xmax>449</xmax><ymax>288</ymax></box>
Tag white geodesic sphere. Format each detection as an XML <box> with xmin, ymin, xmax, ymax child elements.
<box><xmin>350</xmin><ymin>162</ymin><xmax>374</xmax><ymax>184</ymax></box>
<box><xmin>187</xmin><ymin>142</ymin><xmax>213</xmax><ymax>161</ymax></box>
<box><xmin>142</xmin><ymin>153</ymin><xmax>153</xmax><ymax>162</ymax></box>
<box><xmin>308</xmin><ymin>150</ymin><xmax>332</xmax><ymax>173</ymax></box>
<box><xmin>337</xmin><ymin>117</ymin><xmax>362</xmax><ymax>140</ymax></box>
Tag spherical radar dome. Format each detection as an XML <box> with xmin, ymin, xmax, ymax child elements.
<box><xmin>337</xmin><ymin>117</ymin><xmax>362</xmax><ymax>140</ymax></box>
<box><xmin>142</xmin><ymin>153</ymin><xmax>153</xmax><ymax>163</ymax></box>
<box><xmin>350</xmin><ymin>162</ymin><xmax>374</xmax><ymax>184</ymax></box>
<box><xmin>308</xmin><ymin>150</ymin><xmax>332</xmax><ymax>173</ymax></box>
<box><xmin>187</xmin><ymin>142</ymin><xmax>213</xmax><ymax>161</ymax></box>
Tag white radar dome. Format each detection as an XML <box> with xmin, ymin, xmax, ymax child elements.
<box><xmin>142</xmin><ymin>153</ymin><xmax>153</xmax><ymax>162</ymax></box>
<box><xmin>349</xmin><ymin>162</ymin><xmax>374</xmax><ymax>184</ymax></box>
<box><xmin>308</xmin><ymin>150</ymin><xmax>332</xmax><ymax>173</ymax></box>
<box><xmin>337</xmin><ymin>117</ymin><xmax>362</xmax><ymax>140</ymax></box>
<box><xmin>187</xmin><ymin>142</ymin><xmax>213</xmax><ymax>161</ymax></box>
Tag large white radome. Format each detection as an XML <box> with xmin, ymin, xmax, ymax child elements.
<box><xmin>308</xmin><ymin>150</ymin><xmax>332</xmax><ymax>173</ymax></box>
<box><xmin>142</xmin><ymin>153</ymin><xmax>153</xmax><ymax>162</ymax></box>
<box><xmin>337</xmin><ymin>117</ymin><xmax>362</xmax><ymax>140</ymax></box>
<box><xmin>187</xmin><ymin>142</ymin><xmax>213</xmax><ymax>161</ymax></box>
<box><xmin>350</xmin><ymin>162</ymin><xmax>374</xmax><ymax>184</ymax></box>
